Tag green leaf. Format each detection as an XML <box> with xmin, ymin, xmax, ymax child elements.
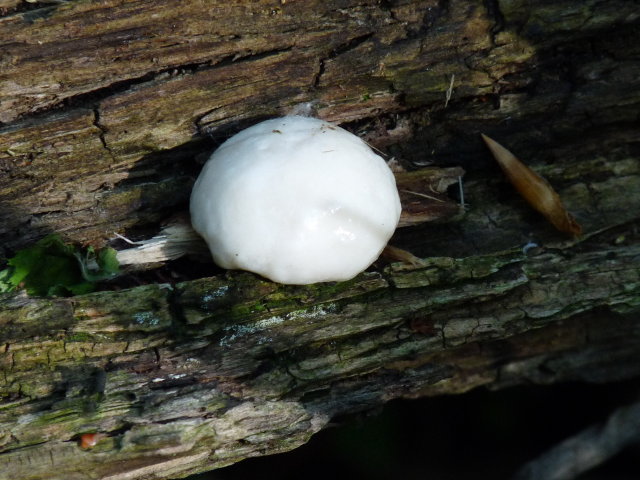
<box><xmin>0</xmin><ymin>234</ymin><xmax>120</xmax><ymax>297</ymax></box>
<box><xmin>97</xmin><ymin>248</ymin><xmax>119</xmax><ymax>276</ymax></box>
<box><xmin>0</xmin><ymin>268</ymin><xmax>14</xmax><ymax>293</ymax></box>
<box><xmin>7</xmin><ymin>245</ymin><xmax>46</xmax><ymax>287</ymax></box>
<box><xmin>75</xmin><ymin>246</ymin><xmax>119</xmax><ymax>282</ymax></box>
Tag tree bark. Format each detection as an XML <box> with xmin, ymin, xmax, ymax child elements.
<box><xmin>1</xmin><ymin>0</ymin><xmax>639</xmax><ymax>479</ymax></box>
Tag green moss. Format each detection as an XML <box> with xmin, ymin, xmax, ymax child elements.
<box><xmin>385</xmin><ymin>67</ymin><xmax>456</xmax><ymax>106</ymax></box>
<box><xmin>65</xmin><ymin>332</ymin><xmax>97</xmax><ymax>343</ymax></box>
<box><xmin>229</xmin><ymin>301</ymin><xmax>266</xmax><ymax>318</ymax></box>
<box><xmin>389</xmin><ymin>249</ymin><xmax>524</xmax><ymax>289</ymax></box>
<box><xmin>31</xmin><ymin>406</ymin><xmax>82</xmax><ymax>427</ymax></box>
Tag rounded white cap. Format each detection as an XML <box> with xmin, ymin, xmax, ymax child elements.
<box><xmin>190</xmin><ymin>116</ymin><xmax>401</xmax><ymax>284</ymax></box>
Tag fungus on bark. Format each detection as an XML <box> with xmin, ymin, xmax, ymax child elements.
<box><xmin>190</xmin><ymin>116</ymin><xmax>401</xmax><ymax>284</ymax></box>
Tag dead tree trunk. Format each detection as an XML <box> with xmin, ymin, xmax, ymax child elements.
<box><xmin>1</xmin><ymin>1</ymin><xmax>639</xmax><ymax>479</ymax></box>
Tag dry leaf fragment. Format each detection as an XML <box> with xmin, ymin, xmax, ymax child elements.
<box><xmin>382</xmin><ymin>244</ymin><xmax>424</xmax><ymax>267</ymax></box>
<box><xmin>481</xmin><ymin>134</ymin><xmax>582</xmax><ymax>236</ymax></box>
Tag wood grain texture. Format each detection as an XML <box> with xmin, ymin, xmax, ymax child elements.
<box><xmin>1</xmin><ymin>240</ymin><xmax>639</xmax><ymax>480</ymax></box>
<box><xmin>2</xmin><ymin>0</ymin><xmax>636</xmax><ymax>256</ymax></box>
<box><xmin>1</xmin><ymin>0</ymin><xmax>639</xmax><ymax>478</ymax></box>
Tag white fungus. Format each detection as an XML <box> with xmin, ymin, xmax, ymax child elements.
<box><xmin>190</xmin><ymin>116</ymin><xmax>401</xmax><ymax>284</ymax></box>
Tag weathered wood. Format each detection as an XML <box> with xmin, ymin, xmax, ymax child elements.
<box><xmin>1</xmin><ymin>238</ymin><xmax>639</xmax><ymax>480</ymax></box>
<box><xmin>1</xmin><ymin>0</ymin><xmax>640</xmax><ymax>479</ymax></box>
<box><xmin>2</xmin><ymin>0</ymin><xmax>637</xmax><ymax>256</ymax></box>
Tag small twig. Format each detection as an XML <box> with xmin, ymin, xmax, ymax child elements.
<box><xmin>444</xmin><ymin>74</ymin><xmax>455</xmax><ymax>108</ymax></box>
<box><xmin>457</xmin><ymin>175</ymin><xmax>466</xmax><ymax>210</ymax></box>
<box><xmin>512</xmin><ymin>399</ymin><xmax>640</xmax><ymax>480</ymax></box>
<box><xmin>401</xmin><ymin>189</ymin><xmax>446</xmax><ymax>203</ymax></box>
<box><xmin>362</xmin><ymin>138</ymin><xmax>389</xmax><ymax>158</ymax></box>
<box><xmin>113</xmin><ymin>232</ymin><xmax>144</xmax><ymax>246</ymax></box>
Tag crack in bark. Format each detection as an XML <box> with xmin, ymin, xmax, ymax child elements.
<box><xmin>166</xmin><ymin>283</ymin><xmax>190</xmax><ymax>339</ymax></box>
<box><xmin>311</xmin><ymin>57</ymin><xmax>325</xmax><ymax>89</ymax></box>
<box><xmin>18</xmin><ymin>48</ymin><xmax>295</xmax><ymax>129</ymax></box>
<box><xmin>484</xmin><ymin>0</ymin><xmax>505</xmax><ymax>41</ymax></box>
<box><xmin>92</xmin><ymin>107</ymin><xmax>115</xmax><ymax>160</ymax></box>
<box><xmin>312</xmin><ymin>32</ymin><xmax>375</xmax><ymax>89</ymax></box>
<box><xmin>63</xmin><ymin>64</ymin><xmax>209</xmax><ymax>117</ymax></box>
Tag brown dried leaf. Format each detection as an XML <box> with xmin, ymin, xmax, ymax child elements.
<box><xmin>481</xmin><ymin>134</ymin><xmax>582</xmax><ymax>236</ymax></box>
<box><xmin>382</xmin><ymin>245</ymin><xmax>424</xmax><ymax>267</ymax></box>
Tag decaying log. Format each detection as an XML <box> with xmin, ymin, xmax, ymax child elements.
<box><xmin>1</xmin><ymin>238</ymin><xmax>639</xmax><ymax>480</ymax></box>
<box><xmin>1</xmin><ymin>0</ymin><xmax>638</xmax><ymax>256</ymax></box>
<box><xmin>1</xmin><ymin>0</ymin><xmax>640</xmax><ymax>479</ymax></box>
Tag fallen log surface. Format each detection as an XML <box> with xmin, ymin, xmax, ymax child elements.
<box><xmin>1</xmin><ymin>0</ymin><xmax>639</xmax><ymax>479</ymax></box>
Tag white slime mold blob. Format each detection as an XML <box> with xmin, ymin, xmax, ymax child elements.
<box><xmin>190</xmin><ymin>116</ymin><xmax>401</xmax><ymax>284</ymax></box>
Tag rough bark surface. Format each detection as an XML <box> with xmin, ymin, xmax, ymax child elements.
<box><xmin>1</xmin><ymin>0</ymin><xmax>639</xmax><ymax>479</ymax></box>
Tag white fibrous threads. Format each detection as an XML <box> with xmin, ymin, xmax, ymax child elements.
<box><xmin>190</xmin><ymin>116</ymin><xmax>401</xmax><ymax>284</ymax></box>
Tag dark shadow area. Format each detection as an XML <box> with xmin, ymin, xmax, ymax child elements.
<box><xmin>190</xmin><ymin>379</ymin><xmax>640</xmax><ymax>480</ymax></box>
